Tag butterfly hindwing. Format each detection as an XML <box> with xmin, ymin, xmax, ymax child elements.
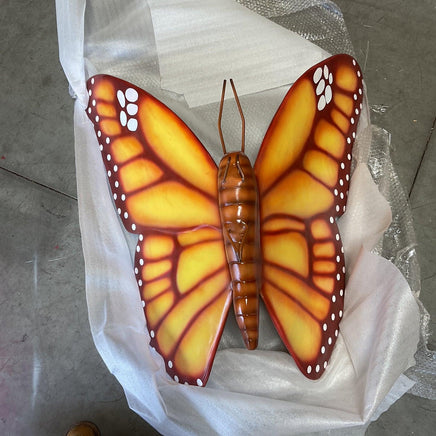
<box><xmin>86</xmin><ymin>75</ymin><xmax>231</xmax><ymax>386</ymax></box>
<box><xmin>254</xmin><ymin>54</ymin><xmax>363</xmax><ymax>379</ymax></box>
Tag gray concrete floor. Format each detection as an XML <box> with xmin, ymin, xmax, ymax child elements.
<box><xmin>1</xmin><ymin>1</ymin><xmax>434</xmax><ymax>435</ymax></box>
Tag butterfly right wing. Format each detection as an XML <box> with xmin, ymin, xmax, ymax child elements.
<box><xmin>255</xmin><ymin>55</ymin><xmax>363</xmax><ymax>379</ymax></box>
<box><xmin>85</xmin><ymin>75</ymin><xmax>231</xmax><ymax>386</ymax></box>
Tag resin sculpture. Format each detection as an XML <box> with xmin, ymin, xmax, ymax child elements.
<box><xmin>85</xmin><ymin>54</ymin><xmax>363</xmax><ymax>386</ymax></box>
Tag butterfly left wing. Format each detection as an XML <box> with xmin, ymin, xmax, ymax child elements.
<box><xmin>85</xmin><ymin>75</ymin><xmax>231</xmax><ymax>386</ymax></box>
<box><xmin>255</xmin><ymin>54</ymin><xmax>363</xmax><ymax>379</ymax></box>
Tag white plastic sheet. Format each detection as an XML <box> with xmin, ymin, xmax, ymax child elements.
<box><xmin>57</xmin><ymin>1</ymin><xmax>421</xmax><ymax>434</ymax></box>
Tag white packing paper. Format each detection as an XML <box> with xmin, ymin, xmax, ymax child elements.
<box><xmin>148</xmin><ymin>0</ymin><xmax>328</xmax><ymax>107</ymax></box>
<box><xmin>57</xmin><ymin>0</ymin><xmax>421</xmax><ymax>434</ymax></box>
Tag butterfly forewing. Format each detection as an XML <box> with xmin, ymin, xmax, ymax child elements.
<box><xmin>254</xmin><ymin>54</ymin><xmax>363</xmax><ymax>379</ymax></box>
<box><xmin>85</xmin><ymin>75</ymin><xmax>232</xmax><ymax>386</ymax></box>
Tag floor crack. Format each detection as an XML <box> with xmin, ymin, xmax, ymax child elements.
<box><xmin>409</xmin><ymin>115</ymin><xmax>436</xmax><ymax>199</ymax></box>
<box><xmin>0</xmin><ymin>166</ymin><xmax>77</xmax><ymax>201</ymax></box>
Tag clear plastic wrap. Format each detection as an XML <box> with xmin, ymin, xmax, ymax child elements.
<box><xmin>55</xmin><ymin>0</ymin><xmax>434</xmax><ymax>434</ymax></box>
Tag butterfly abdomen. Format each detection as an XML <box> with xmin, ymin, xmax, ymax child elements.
<box><xmin>218</xmin><ymin>152</ymin><xmax>261</xmax><ymax>350</ymax></box>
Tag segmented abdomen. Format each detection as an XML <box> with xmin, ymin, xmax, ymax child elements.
<box><xmin>217</xmin><ymin>152</ymin><xmax>260</xmax><ymax>350</ymax></box>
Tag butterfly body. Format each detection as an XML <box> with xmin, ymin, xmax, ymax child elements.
<box><xmin>85</xmin><ymin>53</ymin><xmax>364</xmax><ymax>386</ymax></box>
<box><xmin>218</xmin><ymin>152</ymin><xmax>260</xmax><ymax>350</ymax></box>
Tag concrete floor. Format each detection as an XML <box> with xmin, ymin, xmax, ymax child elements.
<box><xmin>1</xmin><ymin>1</ymin><xmax>434</xmax><ymax>435</ymax></box>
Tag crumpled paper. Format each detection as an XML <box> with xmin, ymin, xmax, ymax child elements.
<box><xmin>57</xmin><ymin>0</ymin><xmax>421</xmax><ymax>434</ymax></box>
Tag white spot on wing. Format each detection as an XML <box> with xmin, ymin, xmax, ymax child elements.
<box><xmin>120</xmin><ymin>110</ymin><xmax>127</xmax><ymax>126</ymax></box>
<box><xmin>127</xmin><ymin>118</ymin><xmax>138</xmax><ymax>132</ymax></box>
<box><xmin>325</xmin><ymin>85</ymin><xmax>332</xmax><ymax>104</ymax></box>
<box><xmin>126</xmin><ymin>88</ymin><xmax>139</xmax><ymax>102</ymax></box>
<box><xmin>127</xmin><ymin>103</ymin><xmax>138</xmax><ymax>116</ymax></box>
<box><xmin>117</xmin><ymin>90</ymin><xmax>126</xmax><ymax>108</ymax></box>
<box><xmin>313</xmin><ymin>67</ymin><xmax>322</xmax><ymax>83</ymax></box>
<box><xmin>318</xmin><ymin>95</ymin><xmax>326</xmax><ymax>111</ymax></box>
<box><xmin>316</xmin><ymin>78</ymin><xmax>325</xmax><ymax>96</ymax></box>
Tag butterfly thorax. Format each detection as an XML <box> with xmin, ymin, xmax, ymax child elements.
<box><xmin>217</xmin><ymin>152</ymin><xmax>261</xmax><ymax>350</ymax></box>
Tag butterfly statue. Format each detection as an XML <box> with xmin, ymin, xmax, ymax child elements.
<box><xmin>85</xmin><ymin>54</ymin><xmax>363</xmax><ymax>387</ymax></box>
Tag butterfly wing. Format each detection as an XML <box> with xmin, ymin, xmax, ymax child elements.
<box><xmin>85</xmin><ymin>75</ymin><xmax>231</xmax><ymax>386</ymax></box>
<box><xmin>254</xmin><ymin>54</ymin><xmax>363</xmax><ymax>379</ymax></box>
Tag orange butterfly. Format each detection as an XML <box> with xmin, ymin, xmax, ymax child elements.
<box><xmin>85</xmin><ymin>54</ymin><xmax>363</xmax><ymax>387</ymax></box>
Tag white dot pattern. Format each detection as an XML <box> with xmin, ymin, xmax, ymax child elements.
<box><xmin>313</xmin><ymin>64</ymin><xmax>334</xmax><ymax>111</ymax></box>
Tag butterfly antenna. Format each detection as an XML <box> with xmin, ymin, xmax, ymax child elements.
<box><xmin>218</xmin><ymin>80</ymin><xmax>227</xmax><ymax>154</ymax></box>
<box><xmin>230</xmin><ymin>79</ymin><xmax>246</xmax><ymax>153</ymax></box>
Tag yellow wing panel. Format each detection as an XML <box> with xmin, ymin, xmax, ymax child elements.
<box><xmin>263</xmin><ymin>283</ymin><xmax>322</xmax><ymax>362</ymax></box>
<box><xmin>140</xmin><ymin>95</ymin><xmax>218</xmax><ymax>198</ymax></box>
<box><xmin>262</xmin><ymin>170</ymin><xmax>334</xmax><ymax>219</ymax></box>
<box><xmin>255</xmin><ymin>78</ymin><xmax>316</xmax><ymax>194</ymax></box>
<box><xmin>126</xmin><ymin>181</ymin><xmax>219</xmax><ymax>229</ymax></box>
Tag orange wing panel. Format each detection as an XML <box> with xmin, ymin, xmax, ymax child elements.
<box><xmin>255</xmin><ymin>54</ymin><xmax>363</xmax><ymax>379</ymax></box>
<box><xmin>86</xmin><ymin>75</ymin><xmax>231</xmax><ymax>386</ymax></box>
